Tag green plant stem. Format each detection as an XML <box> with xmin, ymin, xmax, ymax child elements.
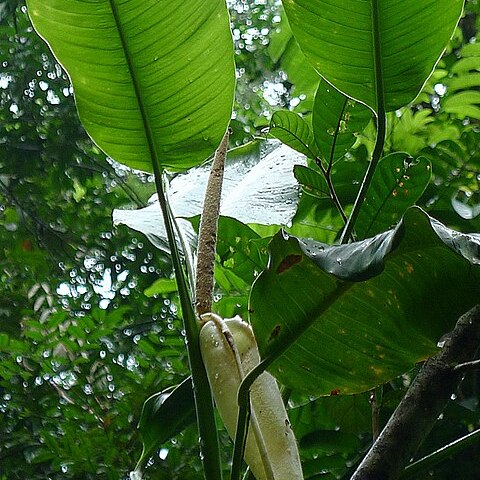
<box><xmin>324</xmin><ymin>164</ymin><xmax>349</xmax><ymax>226</ymax></box>
<box><xmin>327</xmin><ymin>97</ymin><xmax>348</xmax><ymax>175</ymax></box>
<box><xmin>313</xmin><ymin>156</ymin><xmax>349</xmax><ymax>231</ymax></box>
<box><xmin>152</xmin><ymin>164</ymin><xmax>223</xmax><ymax>480</ymax></box>
<box><xmin>400</xmin><ymin>429</ymin><xmax>480</xmax><ymax>479</ymax></box>
<box><xmin>231</xmin><ymin>282</ymin><xmax>352</xmax><ymax>480</ymax></box>
<box><xmin>340</xmin><ymin>0</ymin><xmax>386</xmax><ymax>245</ymax></box>
<box><xmin>231</xmin><ymin>389</ymin><xmax>252</xmax><ymax>480</ymax></box>
<box><xmin>241</xmin><ymin>470</ymin><xmax>255</xmax><ymax>480</ymax></box>
<box><xmin>340</xmin><ymin>108</ymin><xmax>385</xmax><ymax>245</ymax></box>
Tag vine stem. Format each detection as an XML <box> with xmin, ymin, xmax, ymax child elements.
<box><xmin>152</xmin><ymin>160</ymin><xmax>223</xmax><ymax>480</ymax></box>
<box><xmin>315</xmin><ymin>158</ymin><xmax>349</xmax><ymax>226</ymax></box>
<box><xmin>400</xmin><ymin>429</ymin><xmax>480</xmax><ymax>479</ymax></box>
<box><xmin>339</xmin><ymin>110</ymin><xmax>386</xmax><ymax>244</ymax></box>
<box><xmin>340</xmin><ymin>0</ymin><xmax>386</xmax><ymax>245</ymax></box>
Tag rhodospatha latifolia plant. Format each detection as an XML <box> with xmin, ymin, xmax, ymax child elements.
<box><xmin>22</xmin><ymin>1</ymin><xmax>480</xmax><ymax>479</ymax></box>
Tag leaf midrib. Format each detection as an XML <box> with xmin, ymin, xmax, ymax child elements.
<box><xmin>371</xmin><ymin>0</ymin><xmax>385</xmax><ymax>115</ymax></box>
<box><xmin>108</xmin><ymin>0</ymin><xmax>159</xmax><ymax>172</ymax></box>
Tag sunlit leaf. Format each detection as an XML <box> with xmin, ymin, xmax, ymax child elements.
<box><xmin>443</xmin><ymin>91</ymin><xmax>480</xmax><ymax>119</ymax></box>
<box><xmin>267</xmin><ymin>8</ymin><xmax>319</xmax><ymax>111</ymax></box>
<box><xmin>283</xmin><ymin>0</ymin><xmax>463</xmax><ymax>112</ymax></box>
<box><xmin>294</xmin><ymin>165</ymin><xmax>329</xmax><ymax>198</ymax></box>
<box><xmin>27</xmin><ymin>0</ymin><xmax>235</xmax><ymax>171</ymax></box>
<box><xmin>113</xmin><ymin>141</ymin><xmax>307</xmax><ymax>249</ymax></box>
<box><xmin>143</xmin><ymin>278</ymin><xmax>178</xmax><ymax>298</ymax></box>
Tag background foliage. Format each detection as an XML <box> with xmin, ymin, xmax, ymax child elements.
<box><xmin>0</xmin><ymin>1</ymin><xmax>479</xmax><ymax>479</ymax></box>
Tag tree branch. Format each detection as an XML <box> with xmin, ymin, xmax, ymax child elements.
<box><xmin>351</xmin><ymin>304</ymin><xmax>480</xmax><ymax>480</ymax></box>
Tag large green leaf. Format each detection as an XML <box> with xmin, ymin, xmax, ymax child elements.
<box><xmin>249</xmin><ymin>207</ymin><xmax>480</xmax><ymax>396</ymax></box>
<box><xmin>283</xmin><ymin>0</ymin><xmax>463</xmax><ymax>112</ymax></box>
<box><xmin>355</xmin><ymin>153</ymin><xmax>432</xmax><ymax>238</ymax></box>
<box><xmin>27</xmin><ymin>0</ymin><xmax>235</xmax><ymax>172</ymax></box>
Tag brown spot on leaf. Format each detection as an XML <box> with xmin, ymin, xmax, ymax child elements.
<box><xmin>22</xmin><ymin>239</ymin><xmax>32</xmax><ymax>251</ymax></box>
<box><xmin>268</xmin><ymin>324</ymin><xmax>281</xmax><ymax>342</ymax></box>
<box><xmin>330</xmin><ymin>389</ymin><xmax>341</xmax><ymax>396</ymax></box>
<box><xmin>276</xmin><ymin>254</ymin><xmax>302</xmax><ymax>274</ymax></box>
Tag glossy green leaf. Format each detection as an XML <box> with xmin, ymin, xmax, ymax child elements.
<box><xmin>270</xmin><ymin>111</ymin><xmax>318</xmax><ymax>158</ymax></box>
<box><xmin>312</xmin><ymin>80</ymin><xmax>371</xmax><ymax>162</ymax></box>
<box><xmin>27</xmin><ymin>0</ymin><xmax>235</xmax><ymax>172</ymax></box>
<box><xmin>355</xmin><ymin>153</ymin><xmax>432</xmax><ymax>238</ymax></box>
<box><xmin>283</xmin><ymin>0</ymin><xmax>463</xmax><ymax>112</ymax></box>
<box><xmin>294</xmin><ymin>165</ymin><xmax>329</xmax><ymax>198</ymax></box>
<box><xmin>136</xmin><ymin>377</ymin><xmax>196</xmax><ymax>469</ymax></box>
<box><xmin>214</xmin><ymin>216</ymin><xmax>269</xmax><ymax>291</ymax></box>
<box><xmin>249</xmin><ymin>207</ymin><xmax>480</xmax><ymax>396</ymax></box>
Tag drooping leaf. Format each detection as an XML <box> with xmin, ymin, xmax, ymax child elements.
<box><xmin>136</xmin><ymin>377</ymin><xmax>196</xmax><ymax>469</ymax></box>
<box><xmin>27</xmin><ymin>0</ymin><xmax>235</xmax><ymax>172</ymax></box>
<box><xmin>270</xmin><ymin>111</ymin><xmax>318</xmax><ymax>158</ymax></box>
<box><xmin>249</xmin><ymin>207</ymin><xmax>480</xmax><ymax>396</ymax></box>
<box><xmin>312</xmin><ymin>80</ymin><xmax>371</xmax><ymax>162</ymax></box>
<box><xmin>283</xmin><ymin>0</ymin><xmax>463</xmax><ymax>112</ymax></box>
<box><xmin>355</xmin><ymin>153</ymin><xmax>432</xmax><ymax>238</ymax></box>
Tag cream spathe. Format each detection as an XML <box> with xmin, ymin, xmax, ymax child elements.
<box><xmin>199</xmin><ymin>313</ymin><xmax>303</xmax><ymax>480</ymax></box>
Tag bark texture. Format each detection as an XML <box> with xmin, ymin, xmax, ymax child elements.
<box><xmin>351</xmin><ymin>304</ymin><xmax>480</xmax><ymax>480</ymax></box>
<box><xmin>194</xmin><ymin>129</ymin><xmax>229</xmax><ymax>315</ymax></box>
